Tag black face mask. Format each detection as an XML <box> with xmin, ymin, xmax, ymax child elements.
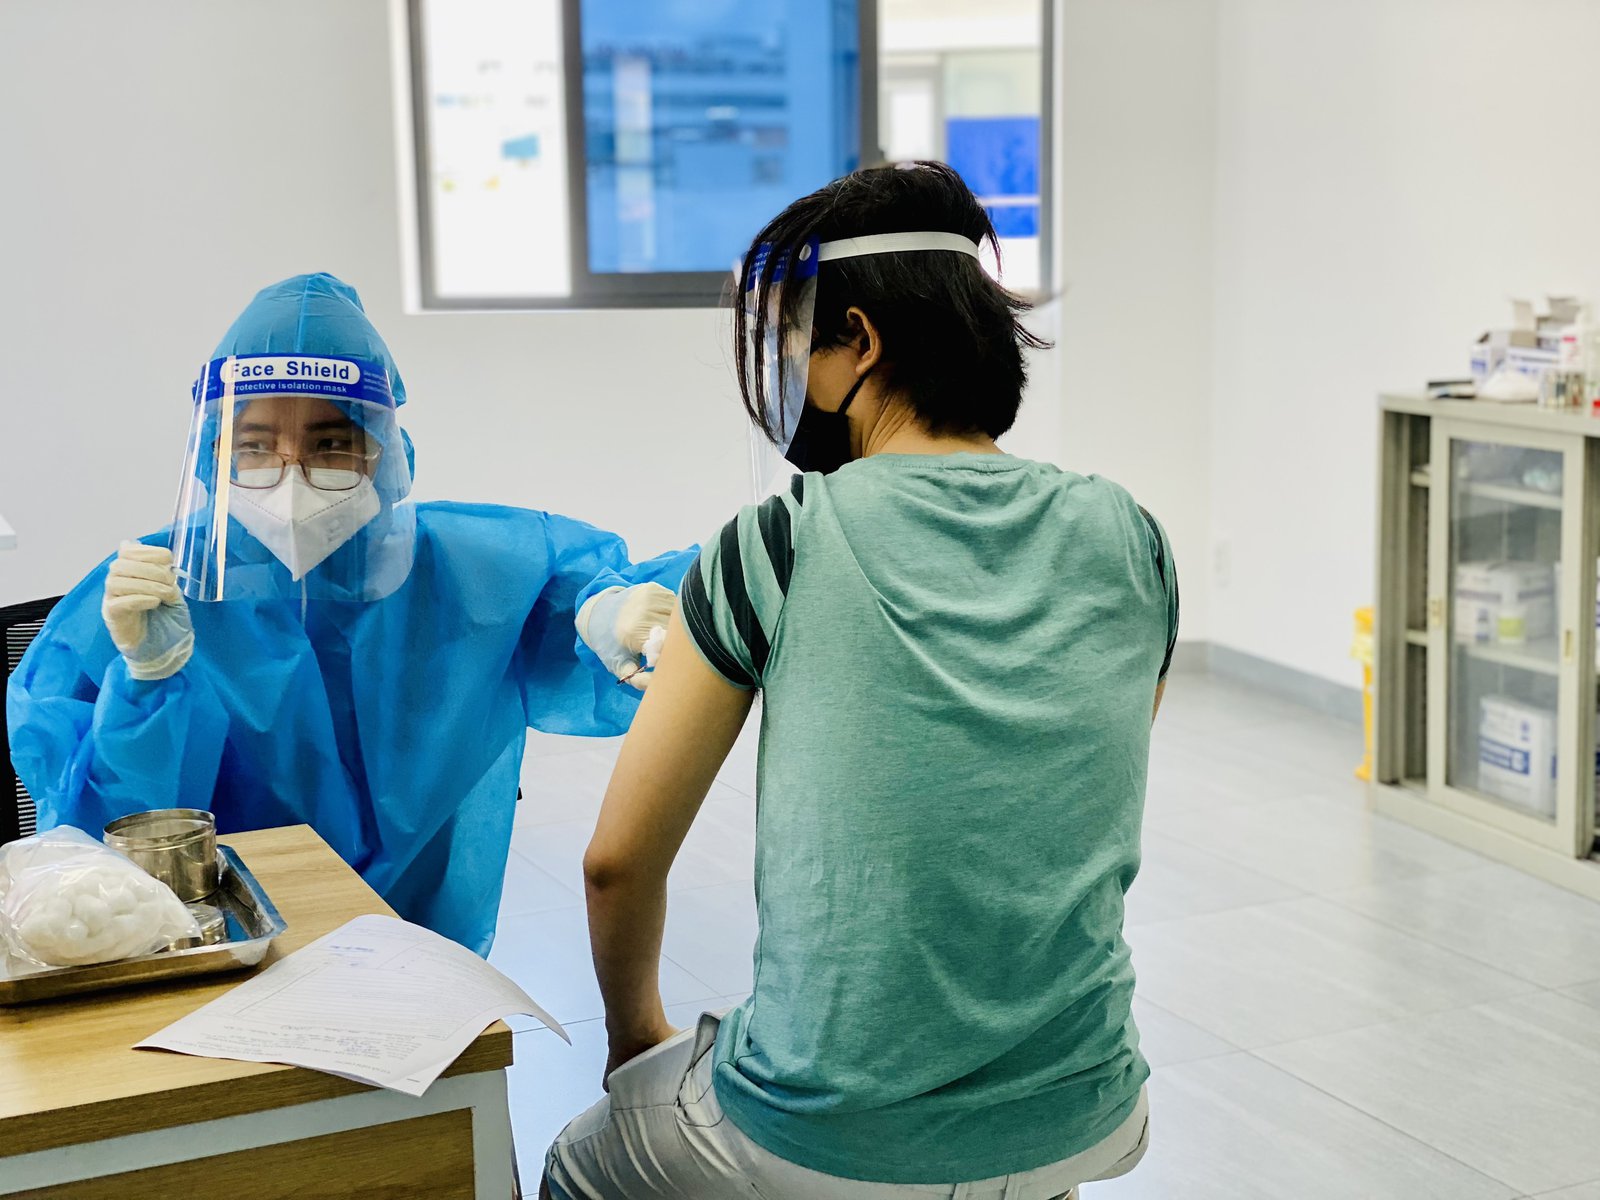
<box><xmin>785</xmin><ymin>370</ymin><xmax>872</xmax><ymax>475</ymax></box>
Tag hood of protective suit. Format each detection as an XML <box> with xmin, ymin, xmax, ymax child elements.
<box><xmin>211</xmin><ymin>272</ymin><xmax>408</xmax><ymax>405</ymax></box>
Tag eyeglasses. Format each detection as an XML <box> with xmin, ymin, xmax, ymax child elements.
<box><xmin>231</xmin><ymin>449</ymin><xmax>378</xmax><ymax>492</ymax></box>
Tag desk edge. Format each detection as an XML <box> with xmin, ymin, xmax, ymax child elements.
<box><xmin>0</xmin><ymin>1025</ymin><xmax>512</xmax><ymax>1157</ymax></box>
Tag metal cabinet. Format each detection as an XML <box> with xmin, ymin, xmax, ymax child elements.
<box><xmin>1375</xmin><ymin>396</ymin><xmax>1600</xmax><ymax>899</ymax></box>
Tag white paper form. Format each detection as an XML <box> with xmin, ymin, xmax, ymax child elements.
<box><xmin>138</xmin><ymin>914</ymin><xmax>567</xmax><ymax>1096</ymax></box>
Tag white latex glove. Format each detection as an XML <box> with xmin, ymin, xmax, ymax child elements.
<box><xmin>101</xmin><ymin>542</ymin><xmax>194</xmax><ymax>681</ymax></box>
<box><xmin>576</xmin><ymin>582</ymin><xmax>676</xmax><ymax>690</ymax></box>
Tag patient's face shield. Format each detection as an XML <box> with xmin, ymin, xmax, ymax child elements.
<box><xmin>740</xmin><ymin>240</ymin><xmax>820</xmax><ymax>460</ymax></box>
<box><xmin>737</xmin><ymin>232</ymin><xmax>987</xmax><ymax>498</ymax></box>
<box><xmin>170</xmin><ymin>354</ymin><xmax>416</xmax><ymax>602</ymax></box>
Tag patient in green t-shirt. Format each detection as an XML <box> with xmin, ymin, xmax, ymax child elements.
<box><xmin>542</xmin><ymin>161</ymin><xmax>1177</xmax><ymax>1200</ymax></box>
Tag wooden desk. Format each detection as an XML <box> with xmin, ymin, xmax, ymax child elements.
<box><xmin>0</xmin><ymin>825</ymin><xmax>515</xmax><ymax>1199</ymax></box>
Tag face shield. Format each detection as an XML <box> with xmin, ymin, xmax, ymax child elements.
<box><xmin>170</xmin><ymin>354</ymin><xmax>416</xmax><ymax>602</ymax></box>
<box><xmin>739</xmin><ymin>231</ymin><xmax>985</xmax><ymax>497</ymax></box>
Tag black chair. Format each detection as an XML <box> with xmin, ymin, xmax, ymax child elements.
<box><xmin>2</xmin><ymin>597</ymin><xmax>62</xmax><ymax>846</ymax></box>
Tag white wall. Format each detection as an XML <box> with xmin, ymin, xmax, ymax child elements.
<box><xmin>0</xmin><ymin>0</ymin><xmax>1069</xmax><ymax>610</ymax></box>
<box><xmin>1208</xmin><ymin>0</ymin><xmax>1600</xmax><ymax>683</ymax></box>
<box><xmin>1057</xmin><ymin>0</ymin><xmax>1219</xmax><ymax>642</ymax></box>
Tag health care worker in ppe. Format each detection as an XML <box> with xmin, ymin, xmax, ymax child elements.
<box><xmin>6</xmin><ymin>273</ymin><xmax>689</xmax><ymax>955</ymax></box>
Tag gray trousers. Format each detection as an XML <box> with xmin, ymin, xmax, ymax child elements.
<box><xmin>544</xmin><ymin>1012</ymin><xmax>1150</xmax><ymax>1200</ymax></box>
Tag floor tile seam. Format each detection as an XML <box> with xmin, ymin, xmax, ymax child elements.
<box><xmin>659</xmin><ymin>953</ymin><xmax>724</xmax><ymax>999</ymax></box>
<box><xmin>1259</xmin><ymin>856</ymin><xmax>1511</xmax><ymax>896</ymax></box>
<box><xmin>1131</xmin><ymin>884</ymin><xmax>1397</xmax><ymax>934</ymax></box>
<box><xmin>1143</xmin><ymin>829</ymin><xmax>1491</xmax><ymax>893</ymax></box>
<box><xmin>498</xmin><ymin>896</ymin><xmax>585</xmax><ymax>921</ymax></box>
<box><xmin>1126</xmin><ymin>890</ymin><xmax>1317</xmax><ymax>930</ymax></box>
<box><xmin>1132</xmin><ymin>993</ymin><xmax>1244</xmax><ymax>1054</ymax></box>
<box><xmin>495</xmin><ymin>901</ymin><xmax>588</xmax><ymax>934</ymax></box>
<box><xmin>665</xmin><ymin>877</ymin><xmax>758</xmax><ymax>900</ymax></box>
<box><xmin>505</xmin><ymin>845</ymin><xmax>583</xmax><ymax>878</ymax></box>
<box><xmin>1526</xmin><ymin>1182</ymin><xmax>1600</xmax><ymax>1200</ymax></box>
<box><xmin>1237</xmin><ymin>1047</ymin><xmax>1530</xmax><ymax>1195</ymax></box>
<box><xmin>1313</xmin><ymin>894</ymin><xmax>1581</xmax><ymax>990</ymax></box>
<box><xmin>1145</xmin><ymin>1044</ymin><xmax>1237</xmax><ymax>1070</ymax></box>
<box><xmin>1237</xmin><ymin>983</ymin><xmax>1555</xmax><ymax>1059</ymax></box>
<box><xmin>1139</xmin><ymin>979</ymin><xmax>1550</xmax><ymax>1058</ymax></box>
<box><xmin>1140</xmin><ymin>824</ymin><xmax>1305</xmax><ymax>866</ymax></box>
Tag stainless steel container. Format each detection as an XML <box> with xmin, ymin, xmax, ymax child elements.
<box><xmin>104</xmin><ymin>809</ymin><xmax>218</xmax><ymax>900</ymax></box>
<box><xmin>176</xmin><ymin>908</ymin><xmax>227</xmax><ymax>953</ymax></box>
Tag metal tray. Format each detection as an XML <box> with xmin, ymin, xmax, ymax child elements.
<box><xmin>0</xmin><ymin>845</ymin><xmax>286</xmax><ymax>1005</ymax></box>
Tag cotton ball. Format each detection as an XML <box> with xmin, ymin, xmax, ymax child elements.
<box><xmin>112</xmin><ymin>913</ymin><xmax>148</xmax><ymax>950</ymax></box>
<box><xmin>36</xmin><ymin>895</ymin><xmax>73</xmax><ymax>927</ymax></box>
<box><xmin>642</xmin><ymin>625</ymin><xmax>667</xmax><ymax>667</ymax></box>
<box><xmin>130</xmin><ymin>873</ymin><xmax>168</xmax><ymax>903</ymax></box>
<box><xmin>103</xmin><ymin>883</ymin><xmax>138</xmax><ymax>916</ymax></box>
<box><xmin>79</xmin><ymin>926</ymin><xmax>118</xmax><ymax>958</ymax></box>
<box><xmin>96</xmin><ymin>926</ymin><xmax>137</xmax><ymax>961</ymax></box>
<box><xmin>24</xmin><ymin>916</ymin><xmax>95</xmax><ymax>964</ymax></box>
<box><xmin>16</xmin><ymin>909</ymin><xmax>60</xmax><ymax>947</ymax></box>
<box><xmin>72</xmin><ymin>893</ymin><xmax>111</xmax><ymax>928</ymax></box>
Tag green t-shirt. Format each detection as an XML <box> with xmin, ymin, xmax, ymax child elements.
<box><xmin>680</xmin><ymin>452</ymin><xmax>1177</xmax><ymax>1185</ymax></box>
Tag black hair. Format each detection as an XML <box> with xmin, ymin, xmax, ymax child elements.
<box><xmin>733</xmin><ymin>161</ymin><xmax>1049</xmax><ymax>444</ymax></box>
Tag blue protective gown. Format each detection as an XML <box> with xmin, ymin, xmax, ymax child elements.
<box><xmin>7</xmin><ymin>507</ymin><xmax>690</xmax><ymax>955</ymax></box>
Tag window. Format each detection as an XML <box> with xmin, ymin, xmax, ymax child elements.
<box><xmin>879</xmin><ymin>0</ymin><xmax>1050</xmax><ymax>293</ymax></box>
<box><xmin>406</xmin><ymin>0</ymin><xmax>1050</xmax><ymax>309</ymax></box>
<box><xmin>408</xmin><ymin>0</ymin><xmax>873</xmax><ymax>308</ymax></box>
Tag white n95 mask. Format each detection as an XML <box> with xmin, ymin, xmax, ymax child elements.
<box><xmin>229</xmin><ymin>473</ymin><xmax>381</xmax><ymax>581</ymax></box>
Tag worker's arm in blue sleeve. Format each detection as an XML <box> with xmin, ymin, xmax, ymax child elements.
<box><xmin>5</xmin><ymin>566</ymin><xmax>228</xmax><ymax>836</ymax></box>
<box><xmin>513</xmin><ymin>512</ymin><xmax>696</xmax><ymax>736</ymax></box>
<box><xmin>573</xmin><ymin>545</ymin><xmax>698</xmax><ymax>612</ymax></box>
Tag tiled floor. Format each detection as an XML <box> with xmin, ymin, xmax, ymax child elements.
<box><xmin>493</xmin><ymin>669</ymin><xmax>1600</xmax><ymax>1199</ymax></box>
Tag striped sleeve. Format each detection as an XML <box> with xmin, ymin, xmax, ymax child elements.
<box><xmin>1139</xmin><ymin>506</ymin><xmax>1180</xmax><ymax>680</ymax></box>
<box><xmin>680</xmin><ymin>477</ymin><xmax>805</xmax><ymax>690</ymax></box>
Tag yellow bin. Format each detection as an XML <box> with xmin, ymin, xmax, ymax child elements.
<box><xmin>1351</xmin><ymin>607</ymin><xmax>1374</xmax><ymax>781</ymax></box>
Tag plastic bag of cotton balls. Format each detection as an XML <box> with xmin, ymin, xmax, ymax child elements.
<box><xmin>0</xmin><ymin>827</ymin><xmax>202</xmax><ymax>970</ymax></box>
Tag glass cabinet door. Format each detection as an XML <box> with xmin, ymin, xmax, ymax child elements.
<box><xmin>1430</xmin><ymin>425</ymin><xmax>1584</xmax><ymax>852</ymax></box>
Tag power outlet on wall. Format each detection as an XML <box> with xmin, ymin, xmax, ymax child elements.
<box><xmin>1213</xmin><ymin>539</ymin><xmax>1231</xmax><ymax>590</ymax></box>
